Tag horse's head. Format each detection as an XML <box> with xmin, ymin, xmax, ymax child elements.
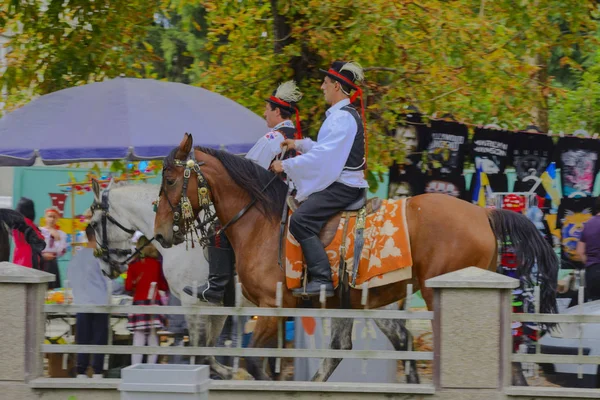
<box><xmin>154</xmin><ymin>133</ymin><xmax>204</xmax><ymax>248</ymax></box>
<box><xmin>89</xmin><ymin>179</ymin><xmax>136</xmax><ymax>269</ymax></box>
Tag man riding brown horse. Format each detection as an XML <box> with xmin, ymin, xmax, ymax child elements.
<box><xmin>270</xmin><ymin>61</ymin><xmax>368</xmax><ymax>297</ymax></box>
<box><xmin>184</xmin><ymin>80</ymin><xmax>304</xmax><ymax>304</ymax></box>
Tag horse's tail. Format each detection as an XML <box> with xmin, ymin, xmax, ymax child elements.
<box><xmin>487</xmin><ymin>208</ymin><xmax>558</xmax><ymax>319</ymax></box>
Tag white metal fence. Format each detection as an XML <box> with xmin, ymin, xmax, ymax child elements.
<box><xmin>42</xmin><ymin>282</ymin><xmax>435</xmax><ymax>384</ymax></box>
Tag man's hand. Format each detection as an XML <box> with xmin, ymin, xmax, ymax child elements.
<box><xmin>270</xmin><ymin>160</ymin><xmax>285</xmax><ymax>174</ymax></box>
<box><xmin>280</xmin><ymin>139</ymin><xmax>296</xmax><ymax>151</ymax></box>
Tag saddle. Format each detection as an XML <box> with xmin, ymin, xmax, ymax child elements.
<box><xmin>286</xmin><ymin>189</ymin><xmax>383</xmax><ymax>247</ymax></box>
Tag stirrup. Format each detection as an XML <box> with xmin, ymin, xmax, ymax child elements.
<box><xmin>291</xmin><ymin>284</ymin><xmax>334</xmax><ymax>299</ymax></box>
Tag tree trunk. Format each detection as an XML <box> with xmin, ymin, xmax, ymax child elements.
<box><xmin>525</xmin><ymin>53</ymin><xmax>549</xmax><ymax>132</ymax></box>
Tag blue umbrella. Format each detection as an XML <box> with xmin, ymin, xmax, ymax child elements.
<box><xmin>0</xmin><ymin>78</ymin><xmax>267</xmax><ymax>166</ymax></box>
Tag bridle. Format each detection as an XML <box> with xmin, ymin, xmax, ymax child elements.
<box><xmin>90</xmin><ymin>189</ymin><xmax>154</xmax><ymax>272</ymax></box>
<box><xmin>159</xmin><ymin>152</ymin><xmax>281</xmax><ymax>249</ymax></box>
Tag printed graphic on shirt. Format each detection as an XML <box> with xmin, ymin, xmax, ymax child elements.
<box><xmin>556</xmin><ymin>197</ymin><xmax>596</xmax><ymax>269</ymax></box>
<box><xmin>388</xmin><ymin>164</ymin><xmax>424</xmax><ymax>199</ymax></box>
<box><xmin>560</xmin><ymin>208</ymin><xmax>593</xmax><ymax>265</ymax></box>
<box><xmin>423</xmin><ymin>174</ymin><xmax>465</xmax><ymax>199</ymax></box>
<box><xmin>426</xmin><ymin>134</ymin><xmax>465</xmax><ymax>174</ymax></box>
<box><xmin>394</xmin><ymin>124</ymin><xmax>419</xmax><ymax>165</ymax></box>
<box><xmin>511</xmin><ymin>132</ymin><xmax>554</xmax><ymax>195</ymax></box>
<box><xmin>471</xmin><ymin>128</ymin><xmax>513</xmax><ymax>175</ymax></box>
<box><xmin>423</xmin><ymin>121</ymin><xmax>468</xmax><ymax>176</ymax></box>
<box><xmin>513</xmin><ymin>152</ymin><xmax>550</xmax><ymax>183</ymax></box>
<box><xmin>561</xmin><ymin>149</ymin><xmax>598</xmax><ymax>197</ymax></box>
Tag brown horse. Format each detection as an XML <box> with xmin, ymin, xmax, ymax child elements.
<box><xmin>154</xmin><ymin>134</ymin><xmax>558</xmax><ymax>384</ymax></box>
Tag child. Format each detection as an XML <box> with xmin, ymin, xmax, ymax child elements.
<box><xmin>125</xmin><ymin>236</ymin><xmax>168</xmax><ymax>364</ymax></box>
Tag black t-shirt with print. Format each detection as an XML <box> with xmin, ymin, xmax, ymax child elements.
<box><xmin>511</xmin><ymin>132</ymin><xmax>555</xmax><ymax>196</ymax></box>
<box><xmin>554</xmin><ymin>136</ymin><xmax>600</xmax><ymax>198</ymax></box>
<box><xmin>556</xmin><ymin>197</ymin><xmax>596</xmax><ymax>269</ymax></box>
<box><xmin>422</xmin><ymin>120</ymin><xmax>469</xmax><ymax>177</ymax></box>
<box><xmin>423</xmin><ymin>171</ymin><xmax>466</xmax><ymax>200</ymax></box>
<box><xmin>471</xmin><ymin>127</ymin><xmax>514</xmax><ymax>174</ymax></box>
<box><xmin>388</xmin><ymin>163</ymin><xmax>425</xmax><ymax>199</ymax></box>
<box><xmin>388</xmin><ymin>112</ymin><xmax>428</xmax><ymax>199</ymax></box>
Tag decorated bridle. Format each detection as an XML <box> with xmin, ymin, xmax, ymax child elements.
<box><xmin>90</xmin><ymin>188</ymin><xmax>154</xmax><ymax>274</ymax></box>
<box><xmin>158</xmin><ymin>155</ymin><xmax>216</xmax><ymax>249</ymax></box>
<box><xmin>159</xmin><ymin>151</ymin><xmax>282</xmax><ymax>249</ymax></box>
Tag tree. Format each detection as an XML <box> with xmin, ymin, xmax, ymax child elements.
<box><xmin>174</xmin><ymin>0</ymin><xmax>597</xmax><ymax>173</ymax></box>
<box><xmin>0</xmin><ymin>0</ymin><xmax>162</xmax><ymax>114</ymax></box>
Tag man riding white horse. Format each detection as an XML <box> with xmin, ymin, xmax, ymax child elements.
<box><xmin>270</xmin><ymin>61</ymin><xmax>369</xmax><ymax>297</ymax></box>
<box><xmin>184</xmin><ymin>80</ymin><xmax>304</xmax><ymax>304</ymax></box>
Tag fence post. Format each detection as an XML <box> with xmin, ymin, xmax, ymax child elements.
<box><xmin>426</xmin><ymin>266</ymin><xmax>519</xmax><ymax>391</ymax></box>
<box><xmin>0</xmin><ymin>262</ymin><xmax>54</xmax><ymax>382</ymax></box>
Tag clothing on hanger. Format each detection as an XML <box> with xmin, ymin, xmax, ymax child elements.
<box><xmin>511</xmin><ymin>131</ymin><xmax>555</xmax><ymax>197</ymax></box>
<box><xmin>553</xmin><ymin>136</ymin><xmax>600</xmax><ymax>198</ymax></box>
<box><xmin>421</xmin><ymin>119</ymin><xmax>469</xmax><ymax>176</ymax></box>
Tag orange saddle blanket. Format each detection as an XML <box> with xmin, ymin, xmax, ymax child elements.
<box><xmin>285</xmin><ymin>198</ymin><xmax>413</xmax><ymax>290</ymax></box>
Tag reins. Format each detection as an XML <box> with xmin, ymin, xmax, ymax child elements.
<box><xmin>161</xmin><ymin>147</ymin><xmax>288</xmax><ymax>249</ymax></box>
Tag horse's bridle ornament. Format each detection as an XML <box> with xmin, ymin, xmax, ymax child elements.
<box><xmin>159</xmin><ymin>155</ymin><xmax>217</xmax><ymax>249</ymax></box>
<box><xmin>90</xmin><ymin>188</ymin><xmax>158</xmax><ymax>275</ymax></box>
<box><xmin>160</xmin><ymin>152</ymin><xmax>281</xmax><ymax>249</ymax></box>
<box><xmin>89</xmin><ymin>189</ymin><xmax>137</xmax><ymax>273</ymax></box>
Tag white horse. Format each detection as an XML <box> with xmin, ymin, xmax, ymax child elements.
<box><xmin>88</xmin><ymin>180</ymin><xmax>232</xmax><ymax>378</ymax></box>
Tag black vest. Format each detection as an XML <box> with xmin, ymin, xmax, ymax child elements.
<box><xmin>275</xmin><ymin>125</ymin><xmax>298</xmax><ymax>160</ymax></box>
<box><xmin>341</xmin><ymin>105</ymin><xmax>365</xmax><ymax>170</ymax></box>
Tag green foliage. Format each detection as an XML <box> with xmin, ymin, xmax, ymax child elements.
<box><xmin>2</xmin><ymin>0</ymin><xmax>599</xmax><ymax>178</ymax></box>
<box><xmin>0</xmin><ymin>0</ymin><xmax>162</xmax><ymax>113</ymax></box>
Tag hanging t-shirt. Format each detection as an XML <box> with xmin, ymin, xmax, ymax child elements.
<box><xmin>422</xmin><ymin>120</ymin><xmax>468</xmax><ymax>176</ymax></box>
<box><xmin>511</xmin><ymin>132</ymin><xmax>554</xmax><ymax>196</ymax></box>
<box><xmin>388</xmin><ymin>164</ymin><xmax>424</xmax><ymax>199</ymax></box>
<box><xmin>423</xmin><ymin>171</ymin><xmax>466</xmax><ymax>200</ymax></box>
<box><xmin>554</xmin><ymin>136</ymin><xmax>600</xmax><ymax>198</ymax></box>
<box><xmin>471</xmin><ymin>127</ymin><xmax>514</xmax><ymax>174</ymax></box>
<box><xmin>388</xmin><ymin>112</ymin><xmax>428</xmax><ymax>199</ymax></box>
<box><xmin>556</xmin><ymin>197</ymin><xmax>596</xmax><ymax>269</ymax></box>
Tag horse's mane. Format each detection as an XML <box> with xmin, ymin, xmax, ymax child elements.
<box><xmin>163</xmin><ymin>146</ymin><xmax>288</xmax><ymax>220</ymax></box>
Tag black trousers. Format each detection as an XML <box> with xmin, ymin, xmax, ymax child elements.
<box><xmin>76</xmin><ymin>313</ymin><xmax>109</xmax><ymax>374</ymax></box>
<box><xmin>289</xmin><ymin>182</ymin><xmax>362</xmax><ymax>241</ymax></box>
<box><xmin>568</xmin><ymin>263</ymin><xmax>600</xmax><ymax>308</ymax></box>
<box><xmin>42</xmin><ymin>257</ymin><xmax>61</xmax><ymax>289</ymax></box>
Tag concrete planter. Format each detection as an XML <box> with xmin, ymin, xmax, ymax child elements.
<box><xmin>119</xmin><ymin>364</ymin><xmax>211</xmax><ymax>400</ymax></box>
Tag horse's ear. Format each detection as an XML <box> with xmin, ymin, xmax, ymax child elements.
<box><xmin>92</xmin><ymin>179</ymin><xmax>101</xmax><ymax>202</ymax></box>
<box><xmin>175</xmin><ymin>133</ymin><xmax>193</xmax><ymax>160</ymax></box>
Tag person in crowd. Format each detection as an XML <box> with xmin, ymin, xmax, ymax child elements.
<box><xmin>66</xmin><ymin>225</ymin><xmax>110</xmax><ymax>379</ymax></box>
<box><xmin>40</xmin><ymin>207</ymin><xmax>68</xmax><ymax>289</ymax></box>
<box><xmin>572</xmin><ymin>196</ymin><xmax>600</xmax><ymax>306</ymax></box>
<box><xmin>12</xmin><ymin>197</ymin><xmax>44</xmax><ymax>269</ymax></box>
<box><xmin>125</xmin><ymin>236</ymin><xmax>169</xmax><ymax>364</ymax></box>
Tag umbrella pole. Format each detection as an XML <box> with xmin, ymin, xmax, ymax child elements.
<box><xmin>70</xmin><ymin>183</ymin><xmax>76</xmax><ymax>255</ymax></box>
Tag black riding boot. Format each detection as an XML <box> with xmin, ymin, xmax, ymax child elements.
<box><xmin>291</xmin><ymin>236</ymin><xmax>334</xmax><ymax>297</ymax></box>
<box><xmin>183</xmin><ymin>246</ymin><xmax>235</xmax><ymax>304</ymax></box>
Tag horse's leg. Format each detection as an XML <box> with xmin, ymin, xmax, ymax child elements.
<box><xmin>205</xmin><ymin>314</ymin><xmax>234</xmax><ymax>379</ymax></box>
<box><xmin>245</xmin><ymin>316</ymin><xmax>281</xmax><ymax>381</ymax></box>
<box><xmin>311</xmin><ymin>317</ymin><xmax>353</xmax><ymax>382</ymax></box>
<box><xmin>373</xmin><ymin>318</ymin><xmax>419</xmax><ymax>384</ymax></box>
